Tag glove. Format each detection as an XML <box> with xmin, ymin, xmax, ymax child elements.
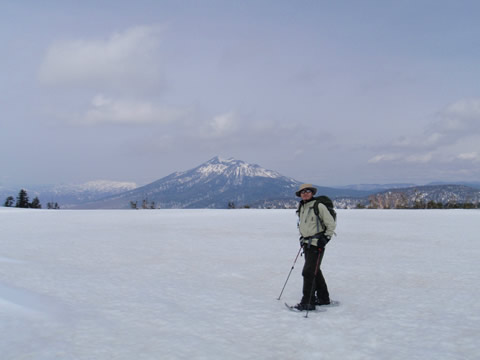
<box><xmin>316</xmin><ymin>233</ymin><xmax>331</xmax><ymax>248</ymax></box>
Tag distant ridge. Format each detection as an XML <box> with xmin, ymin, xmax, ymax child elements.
<box><xmin>337</xmin><ymin>183</ymin><xmax>416</xmax><ymax>192</ymax></box>
<box><xmin>0</xmin><ymin>181</ymin><xmax>137</xmax><ymax>208</ymax></box>
<box><xmin>3</xmin><ymin>157</ymin><xmax>479</xmax><ymax>209</ymax></box>
<box><xmin>335</xmin><ymin>184</ymin><xmax>480</xmax><ymax>209</ymax></box>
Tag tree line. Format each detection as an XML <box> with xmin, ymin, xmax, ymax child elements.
<box><xmin>130</xmin><ymin>199</ymin><xmax>156</xmax><ymax>209</ymax></box>
<box><xmin>358</xmin><ymin>201</ymin><xmax>479</xmax><ymax>209</ymax></box>
<box><xmin>3</xmin><ymin>189</ymin><xmax>60</xmax><ymax>209</ymax></box>
<box><xmin>359</xmin><ymin>192</ymin><xmax>480</xmax><ymax>209</ymax></box>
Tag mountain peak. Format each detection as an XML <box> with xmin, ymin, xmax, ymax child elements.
<box><xmin>207</xmin><ymin>156</ymin><xmax>239</xmax><ymax>164</ymax></box>
<box><xmin>76</xmin><ymin>157</ymin><xmax>301</xmax><ymax>208</ymax></box>
<box><xmin>198</xmin><ymin>157</ymin><xmax>283</xmax><ymax>179</ymax></box>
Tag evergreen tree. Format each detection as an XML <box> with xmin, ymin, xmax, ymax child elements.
<box><xmin>16</xmin><ymin>189</ymin><xmax>30</xmax><ymax>208</ymax></box>
<box><xmin>30</xmin><ymin>197</ymin><xmax>42</xmax><ymax>209</ymax></box>
<box><xmin>47</xmin><ymin>202</ymin><xmax>60</xmax><ymax>209</ymax></box>
<box><xmin>4</xmin><ymin>196</ymin><xmax>14</xmax><ymax>207</ymax></box>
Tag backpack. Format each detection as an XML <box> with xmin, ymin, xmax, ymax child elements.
<box><xmin>312</xmin><ymin>196</ymin><xmax>337</xmax><ymax>222</ymax></box>
<box><xmin>297</xmin><ymin>195</ymin><xmax>337</xmax><ymax>224</ymax></box>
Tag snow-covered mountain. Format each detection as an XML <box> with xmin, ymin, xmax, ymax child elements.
<box><xmin>1</xmin><ymin>157</ymin><xmax>364</xmax><ymax>209</ymax></box>
<box><xmin>3</xmin><ymin>157</ymin><xmax>479</xmax><ymax>209</ymax></box>
<box><xmin>1</xmin><ymin>181</ymin><xmax>137</xmax><ymax>208</ymax></box>
<box><xmin>77</xmin><ymin>157</ymin><xmax>303</xmax><ymax>209</ymax></box>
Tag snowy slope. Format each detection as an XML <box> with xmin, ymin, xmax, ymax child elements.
<box><xmin>1</xmin><ymin>208</ymin><xmax>479</xmax><ymax>359</ymax></box>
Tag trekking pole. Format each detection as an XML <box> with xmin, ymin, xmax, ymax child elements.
<box><xmin>277</xmin><ymin>246</ymin><xmax>303</xmax><ymax>300</ymax></box>
<box><xmin>305</xmin><ymin>247</ymin><xmax>323</xmax><ymax>318</ymax></box>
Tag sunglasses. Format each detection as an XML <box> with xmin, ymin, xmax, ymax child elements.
<box><xmin>300</xmin><ymin>189</ymin><xmax>313</xmax><ymax>195</ymax></box>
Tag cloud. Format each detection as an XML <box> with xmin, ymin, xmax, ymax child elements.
<box><xmin>37</xmin><ymin>25</ymin><xmax>186</xmax><ymax>126</ymax></box>
<box><xmin>368</xmin><ymin>152</ymin><xmax>433</xmax><ymax>164</ymax></box>
<box><xmin>79</xmin><ymin>94</ymin><xmax>184</xmax><ymax>125</ymax></box>
<box><xmin>457</xmin><ymin>152</ymin><xmax>480</xmax><ymax>161</ymax></box>
<box><xmin>38</xmin><ymin>25</ymin><xmax>164</xmax><ymax>91</ymax></box>
<box><xmin>370</xmin><ymin>97</ymin><xmax>480</xmax><ymax>165</ymax></box>
<box><xmin>391</xmin><ymin>98</ymin><xmax>480</xmax><ymax>150</ymax></box>
<box><xmin>392</xmin><ymin>132</ymin><xmax>443</xmax><ymax>148</ymax></box>
<box><xmin>368</xmin><ymin>153</ymin><xmax>398</xmax><ymax>164</ymax></box>
<box><xmin>429</xmin><ymin>98</ymin><xmax>480</xmax><ymax>140</ymax></box>
<box><xmin>443</xmin><ymin>98</ymin><xmax>480</xmax><ymax>120</ymax></box>
<box><xmin>369</xmin><ymin>149</ymin><xmax>480</xmax><ymax>166</ymax></box>
<box><xmin>205</xmin><ymin>112</ymin><xmax>238</xmax><ymax>138</ymax></box>
<box><xmin>405</xmin><ymin>152</ymin><xmax>433</xmax><ymax>163</ymax></box>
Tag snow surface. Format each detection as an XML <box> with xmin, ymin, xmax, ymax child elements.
<box><xmin>1</xmin><ymin>208</ymin><xmax>479</xmax><ymax>360</ymax></box>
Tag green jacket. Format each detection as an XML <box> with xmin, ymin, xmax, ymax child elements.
<box><xmin>297</xmin><ymin>199</ymin><xmax>336</xmax><ymax>247</ymax></box>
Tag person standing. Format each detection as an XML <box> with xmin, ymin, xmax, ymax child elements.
<box><xmin>294</xmin><ymin>184</ymin><xmax>336</xmax><ymax>311</ymax></box>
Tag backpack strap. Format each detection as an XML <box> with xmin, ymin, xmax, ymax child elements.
<box><xmin>313</xmin><ymin>199</ymin><xmax>326</xmax><ymax>232</ymax></box>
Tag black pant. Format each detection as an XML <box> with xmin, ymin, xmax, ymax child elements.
<box><xmin>301</xmin><ymin>245</ymin><xmax>330</xmax><ymax>305</ymax></box>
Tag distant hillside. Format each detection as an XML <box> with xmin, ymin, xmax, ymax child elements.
<box><xmin>1</xmin><ymin>181</ymin><xmax>137</xmax><ymax>208</ymax></box>
<box><xmin>334</xmin><ymin>184</ymin><xmax>480</xmax><ymax>209</ymax></box>
<box><xmin>427</xmin><ymin>181</ymin><xmax>480</xmax><ymax>190</ymax></box>
<box><xmin>336</xmin><ymin>183</ymin><xmax>417</xmax><ymax>192</ymax></box>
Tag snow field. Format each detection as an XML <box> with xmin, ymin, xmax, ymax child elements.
<box><xmin>1</xmin><ymin>208</ymin><xmax>479</xmax><ymax>359</ymax></box>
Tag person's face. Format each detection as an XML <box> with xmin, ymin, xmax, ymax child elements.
<box><xmin>300</xmin><ymin>189</ymin><xmax>313</xmax><ymax>201</ymax></box>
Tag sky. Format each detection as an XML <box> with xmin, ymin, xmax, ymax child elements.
<box><xmin>1</xmin><ymin>0</ymin><xmax>480</xmax><ymax>187</ymax></box>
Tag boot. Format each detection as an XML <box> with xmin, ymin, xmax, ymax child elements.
<box><xmin>315</xmin><ymin>296</ymin><xmax>331</xmax><ymax>306</ymax></box>
<box><xmin>294</xmin><ymin>303</ymin><xmax>316</xmax><ymax>311</ymax></box>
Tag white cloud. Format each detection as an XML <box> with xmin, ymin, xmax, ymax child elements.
<box><xmin>457</xmin><ymin>152</ymin><xmax>480</xmax><ymax>161</ymax></box>
<box><xmin>434</xmin><ymin>98</ymin><xmax>480</xmax><ymax>137</ymax></box>
<box><xmin>372</xmin><ymin>98</ymin><xmax>480</xmax><ymax>168</ymax></box>
<box><xmin>80</xmin><ymin>94</ymin><xmax>183</xmax><ymax>125</ymax></box>
<box><xmin>368</xmin><ymin>153</ymin><xmax>400</xmax><ymax>163</ymax></box>
<box><xmin>443</xmin><ymin>98</ymin><xmax>480</xmax><ymax>120</ymax></box>
<box><xmin>38</xmin><ymin>25</ymin><xmax>164</xmax><ymax>91</ymax></box>
<box><xmin>368</xmin><ymin>152</ymin><xmax>434</xmax><ymax>164</ymax></box>
<box><xmin>207</xmin><ymin>112</ymin><xmax>238</xmax><ymax>138</ymax></box>
<box><xmin>405</xmin><ymin>152</ymin><xmax>433</xmax><ymax>163</ymax></box>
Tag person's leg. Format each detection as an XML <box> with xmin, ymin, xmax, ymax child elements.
<box><xmin>301</xmin><ymin>246</ymin><xmax>321</xmax><ymax>305</ymax></box>
<box><xmin>315</xmin><ymin>265</ymin><xmax>330</xmax><ymax>305</ymax></box>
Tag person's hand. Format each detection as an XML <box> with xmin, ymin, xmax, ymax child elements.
<box><xmin>316</xmin><ymin>233</ymin><xmax>331</xmax><ymax>248</ymax></box>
